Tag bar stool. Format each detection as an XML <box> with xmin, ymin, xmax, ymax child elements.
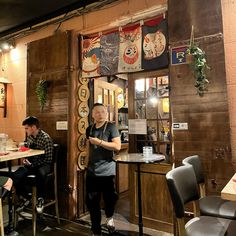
<box><xmin>14</xmin><ymin>144</ymin><xmax>60</xmax><ymax>236</ymax></box>
<box><xmin>182</xmin><ymin>155</ymin><xmax>236</xmax><ymax>219</ymax></box>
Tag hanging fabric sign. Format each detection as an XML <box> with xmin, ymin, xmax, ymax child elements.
<box><xmin>82</xmin><ymin>36</ymin><xmax>101</xmax><ymax>78</ymax></box>
<box><xmin>80</xmin><ymin>15</ymin><xmax>169</xmax><ymax>77</ymax></box>
<box><xmin>118</xmin><ymin>25</ymin><xmax>142</xmax><ymax>73</ymax></box>
<box><xmin>100</xmin><ymin>32</ymin><xmax>119</xmax><ymax>75</ymax></box>
<box><xmin>142</xmin><ymin>18</ymin><xmax>168</xmax><ymax>70</ymax></box>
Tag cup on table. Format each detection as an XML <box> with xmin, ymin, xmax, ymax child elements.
<box><xmin>143</xmin><ymin>146</ymin><xmax>153</xmax><ymax>156</ymax></box>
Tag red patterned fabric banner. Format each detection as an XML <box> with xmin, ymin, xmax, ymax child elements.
<box><xmin>118</xmin><ymin>26</ymin><xmax>142</xmax><ymax>73</ymax></box>
<box><xmin>142</xmin><ymin>18</ymin><xmax>168</xmax><ymax>70</ymax></box>
<box><xmin>80</xmin><ymin>16</ymin><xmax>169</xmax><ymax>77</ymax></box>
<box><xmin>82</xmin><ymin>36</ymin><xmax>101</xmax><ymax>78</ymax></box>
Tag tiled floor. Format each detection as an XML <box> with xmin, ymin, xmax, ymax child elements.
<box><xmin>2</xmin><ymin>192</ymin><xmax>173</xmax><ymax>236</ymax></box>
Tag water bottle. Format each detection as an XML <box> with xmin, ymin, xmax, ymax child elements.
<box><xmin>0</xmin><ymin>133</ymin><xmax>8</xmax><ymax>154</ymax></box>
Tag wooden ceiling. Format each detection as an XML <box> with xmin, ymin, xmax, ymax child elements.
<box><xmin>0</xmin><ymin>0</ymin><xmax>118</xmax><ymax>39</ymax></box>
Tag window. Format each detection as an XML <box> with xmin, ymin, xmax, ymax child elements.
<box><xmin>130</xmin><ymin>71</ymin><xmax>171</xmax><ymax>162</ymax></box>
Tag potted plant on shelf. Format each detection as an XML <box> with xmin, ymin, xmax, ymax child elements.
<box><xmin>186</xmin><ymin>26</ymin><xmax>210</xmax><ymax>96</ymax></box>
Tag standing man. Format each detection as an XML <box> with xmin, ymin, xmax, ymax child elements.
<box><xmin>12</xmin><ymin>116</ymin><xmax>53</xmax><ymax>213</ymax></box>
<box><xmin>86</xmin><ymin>103</ymin><xmax>121</xmax><ymax>236</ymax></box>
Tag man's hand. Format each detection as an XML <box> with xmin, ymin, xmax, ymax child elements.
<box><xmin>23</xmin><ymin>159</ymin><xmax>32</xmax><ymax>166</ymax></box>
<box><xmin>89</xmin><ymin>136</ymin><xmax>121</xmax><ymax>151</ymax></box>
<box><xmin>89</xmin><ymin>136</ymin><xmax>102</xmax><ymax>146</ymax></box>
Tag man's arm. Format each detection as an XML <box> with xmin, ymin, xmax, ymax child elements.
<box><xmin>27</xmin><ymin>136</ymin><xmax>53</xmax><ymax>167</ymax></box>
<box><xmin>88</xmin><ymin>136</ymin><xmax>121</xmax><ymax>152</ymax></box>
<box><xmin>44</xmin><ymin>139</ymin><xmax>53</xmax><ymax>162</ymax></box>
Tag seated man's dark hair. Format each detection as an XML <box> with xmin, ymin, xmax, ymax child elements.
<box><xmin>22</xmin><ymin>116</ymin><xmax>40</xmax><ymax>128</ymax></box>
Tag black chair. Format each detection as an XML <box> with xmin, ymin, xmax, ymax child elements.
<box><xmin>14</xmin><ymin>144</ymin><xmax>60</xmax><ymax>236</ymax></box>
<box><xmin>182</xmin><ymin>155</ymin><xmax>236</xmax><ymax>219</ymax></box>
<box><xmin>166</xmin><ymin>165</ymin><xmax>236</xmax><ymax>236</ymax></box>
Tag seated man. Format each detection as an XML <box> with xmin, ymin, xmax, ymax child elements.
<box><xmin>12</xmin><ymin>116</ymin><xmax>53</xmax><ymax>213</ymax></box>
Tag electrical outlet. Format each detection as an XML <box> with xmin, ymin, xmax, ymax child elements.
<box><xmin>172</xmin><ymin>123</ymin><xmax>188</xmax><ymax>130</ymax></box>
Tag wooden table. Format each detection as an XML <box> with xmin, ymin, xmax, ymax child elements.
<box><xmin>113</xmin><ymin>153</ymin><xmax>165</xmax><ymax>236</ymax></box>
<box><xmin>0</xmin><ymin>149</ymin><xmax>44</xmax><ymax>163</ymax></box>
<box><xmin>221</xmin><ymin>173</ymin><xmax>236</xmax><ymax>201</ymax></box>
<box><xmin>0</xmin><ymin>149</ymin><xmax>44</xmax><ymax>235</ymax></box>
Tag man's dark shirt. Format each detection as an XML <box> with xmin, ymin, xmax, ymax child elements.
<box><xmin>26</xmin><ymin>129</ymin><xmax>53</xmax><ymax>167</ymax></box>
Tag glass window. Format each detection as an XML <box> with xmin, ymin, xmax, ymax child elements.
<box><xmin>135</xmin><ymin>100</ymin><xmax>146</xmax><ymax>119</ymax></box>
<box><xmin>135</xmin><ymin>79</ymin><xmax>145</xmax><ymax>99</ymax></box>
<box><xmin>132</xmin><ymin>73</ymin><xmax>171</xmax><ymax>162</ymax></box>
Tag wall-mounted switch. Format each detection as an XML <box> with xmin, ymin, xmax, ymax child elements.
<box><xmin>172</xmin><ymin>123</ymin><xmax>188</xmax><ymax>130</ymax></box>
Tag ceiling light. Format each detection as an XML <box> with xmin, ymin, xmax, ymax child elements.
<box><xmin>2</xmin><ymin>43</ymin><xmax>10</xmax><ymax>50</ymax></box>
<box><xmin>0</xmin><ymin>40</ymin><xmax>15</xmax><ymax>52</ymax></box>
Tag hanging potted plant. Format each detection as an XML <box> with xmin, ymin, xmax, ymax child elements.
<box><xmin>186</xmin><ymin>26</ymin><xmax>210</xmax><ymax>96</ymax></box>
<box><xmin>35</xmin><ymin>79</ymin><xmax>48</xmax><ymax>111</ymax></box>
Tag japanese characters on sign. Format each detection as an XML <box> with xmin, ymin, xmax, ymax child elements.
<box><xmin>79</xmin><ymin>77</ymin><xmax>89</xmax><ymax>85</ymax></box>
<box><xmin>78</xmin><ymin>102</ymin><xmax>89</xmax><ymax>118</ymax></box>
<box><xmin>78</xmin><ymin>85</ymin><xmax>90</xmax><ymax>102</ymax></box>
<box><xmin>77</xmin><ymin>134</ymin><xmax>87</xmax><ymax>152</ymax></box>
<box><xmin>77</xmin><ymin>151</ymin><xmax>88</xmax><ymax>170</ymax></box>
<box><xmin>0</xmin><ymin>83</ymin><xmax>5</xmax><ymax>107</ymax></box>
<box><xmin>77</xmin><ymin>77</ymin><xmax>90</xmax><ymax>170</ymax></box>
<box><xmin>78</xmin><ymin>118</ymin><xmax>88</xmax><ymax>134</ymax></box>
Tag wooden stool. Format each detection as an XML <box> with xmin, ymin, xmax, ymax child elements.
<box><xmin>14</xmin><ymin>144</ymin><xmax>60</xmax><ymax>236</ymax></box>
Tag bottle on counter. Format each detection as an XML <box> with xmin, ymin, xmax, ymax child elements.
<box><xmin>0</xmin><ymin>133</ymin><xmax>8</xmax><ymax>154</ymax></box>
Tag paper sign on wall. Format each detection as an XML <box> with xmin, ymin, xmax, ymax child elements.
<box><xmin>128</xmin><ymin>119</ymin><xmax>147</xmax><ymax>134</ymax></box>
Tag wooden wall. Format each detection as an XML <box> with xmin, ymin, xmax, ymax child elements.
<box><xmin>27</xmin><ymin>32</ymin><xmax>71</xmax><ymax>217</ymax></box>
<box><xmin>168</xmin><ymin>0</ymin><xmax>234</xmax><ymax>194</ymax></box>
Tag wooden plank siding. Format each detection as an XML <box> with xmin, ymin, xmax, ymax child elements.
<box><xmin>27</xmin><ymin>32</ymin><xmax>71</xmax><ymax>218</ymax></box>
<box><xmin>168</xmin><ymin>0</ymin><xmax>234</xmax><ymax>195</ymax></box>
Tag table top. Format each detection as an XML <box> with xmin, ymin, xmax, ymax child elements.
<box><xmin>113</xmin><ymin>153</ymin><xmax>165</xmax><ymax>164</ymax></box>
<box><xmin>0</xmin><ymin>149</ymin><xmax>45</xmax><ymax>162</ymax></box>
<box><xmin>221</xmin><ymin>173</ymin><xmax>236</xmax><ymax>201</ymax></box>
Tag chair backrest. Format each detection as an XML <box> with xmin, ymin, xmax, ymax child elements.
<box><xmin>166</xmin><ymin>165</ymin><xmax>200</xmax><ymax>218</ymax></box>
<box><xmin>45</xmin><ymin>144</ymin><xmax>59</xmax><ymax>199</ymax></box>
<box><xmin>182</xmin><ymin>155</ymin><xmax>207</xmax><ymax>197</ymax></box>
<box><xmin>182</xmin><ymin>155</ymin><xmax>205</xmax><ymax>184</ymax></box>
<box><xmin>52</xmin><ymin>144</ymin><xmax>59</xmax><ymax>165</ymax></box>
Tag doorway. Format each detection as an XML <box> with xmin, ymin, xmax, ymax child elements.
<box><xmin>91</xmin><ymin>69</ymin><xmax>172</xmax><ymax>220</ymax></box>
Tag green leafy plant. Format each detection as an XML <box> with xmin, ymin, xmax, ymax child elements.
<box><xmin>186</xmin><ymin>26</ymin><xmax>210</xmax><ymax>96</ymax></box>
<box><xmin>36</xmin><ymin>79</ymin><xmax>48</xmax><ymax>111</ymax></box>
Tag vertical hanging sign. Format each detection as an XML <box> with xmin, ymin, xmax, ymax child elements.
<box><xmin>0</xmin><ymin>83</ymin><xmax>5</xmax><ymax>107</ymax></box>
<box><xmin>0</xmin><ymin>82</ymin><xmax>7</xmax><ymax>117</ymax></box>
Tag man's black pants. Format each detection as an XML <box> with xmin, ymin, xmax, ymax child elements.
<box><xmin>86</xmin><ymin>175</ymin><xmax>118</xmax><ymax>234</ymax></box>
<box><xmin>11</xmin><ymin>164</ymin><xmax>51</xmax><ymax>199</ymax></box>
